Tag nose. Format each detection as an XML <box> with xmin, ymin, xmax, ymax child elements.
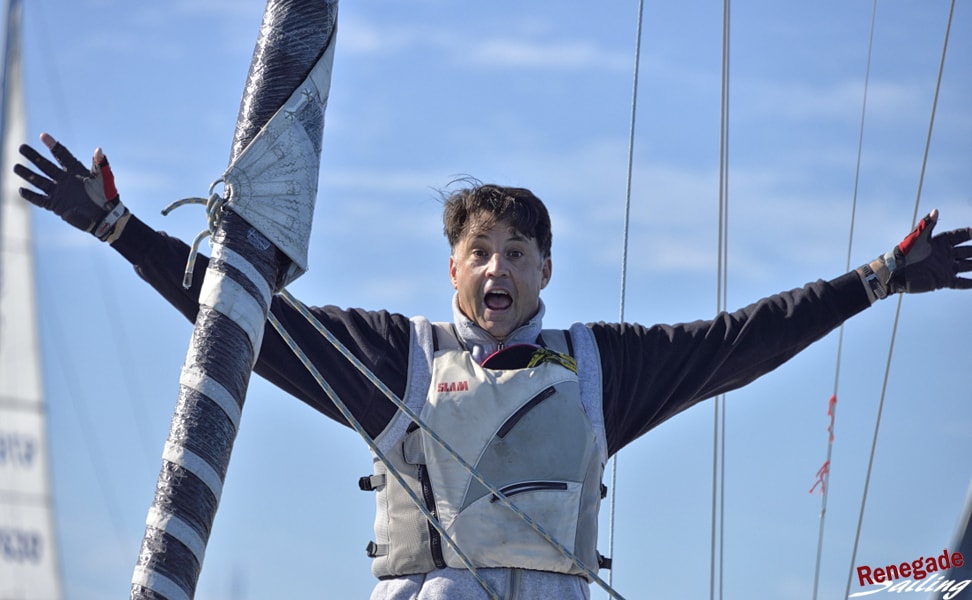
<box><xmin>486</xmin><ymin>252</ymin><xmax>509</xmax><ymax>277</ymax></box>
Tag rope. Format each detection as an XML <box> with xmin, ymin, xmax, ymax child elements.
<box><xmin>273</xmin><ymin>289</ymin><xmax>626</xmax><ymax>599</ymax></box>
<box><xmin>160</xmin><ymin>178</ymin><xmax>228</xmax><ymax>289</ymax></box>
<box><xmin>809</xmin><ymin>2</ymin><xmax>877</xmax><ymax>598</ymax></box>
<box><xmin>608</xmin><ymin>0</ymin><xmax>645</xmax><ymax>587</ymax></box>
<box><xmin>710</xmin><ymin>2</ymin><xmax>731</xmax><ymax>599</ymax></box>
<box><xmin>264</xmin><ymin>309</ymin><xmax>502</xmax><ymax>600</ymax></box>
<box><xmin>842</xmin><ymin>1</ymin><xmax>956</xmax><ymax>597</ymax></box>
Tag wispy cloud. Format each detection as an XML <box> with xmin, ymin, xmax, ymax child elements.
<box><xmin>466</xmin><ymin>38</ymin><xmax>629</xmax><ymax>71</ymax></box>
<box><xmin>733</xmin><ymin>77</ymin><xmax>932</xmax><ymax>124</ymax></box>
<box><xmin>338</xmin><ymin>18</ymin><xmax>628</xmax><ymax>72</ymax></box>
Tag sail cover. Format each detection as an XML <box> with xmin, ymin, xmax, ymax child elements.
<box><xmin>0</xmin><ymin>0</ymin><xmax>63</xmax><ymax>597</ymax></box>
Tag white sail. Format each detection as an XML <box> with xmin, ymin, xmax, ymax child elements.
<box><xmin>0</xmin><ymin>0</ymin><xmax>63</xmax><ymax>597</ymax></box>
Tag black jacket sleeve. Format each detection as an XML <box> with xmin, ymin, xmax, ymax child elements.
<box><xmin>592</xmin><ymin>272</ymin><xmax>871</xmax><ymax>456</ymax></box>
<box><xmin>111</xmin><ymin>216</ymin><xmax>409</xmax><ymax>437</ymax></box>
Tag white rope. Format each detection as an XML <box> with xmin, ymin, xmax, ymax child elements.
<box><xmin>272</xmin><ymin>289</ymin><xmax>626</xmax><ymax>599</ymax></box>
<box><xmin>265</xmin><ymin>308</ymin><xmax>502</xmax><ymax>600</ymax></box>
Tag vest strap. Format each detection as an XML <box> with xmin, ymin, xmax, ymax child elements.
<box><xmin>366</xmin><ymin>541</ymin><xmax>389</xmax><ymax>558</ymax></box>
<box><xmin>358</xmin><ymin>474</ymin><xmax>386</xmax><ymax>491</ymax></box>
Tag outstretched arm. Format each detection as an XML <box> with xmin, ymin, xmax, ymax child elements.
<box><xmin>13</xmin><ymin>134</ymin><xmax>410</xmax><ymax>436</ymax></box>
<box><xmin>598</xmin><ymin>212</ymin><xmax>972</xmax><ymax>456</ymax></box>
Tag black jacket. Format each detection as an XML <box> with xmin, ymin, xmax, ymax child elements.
<box><xmin>112</xmin><ymin>215</ymin><xmax>871</xmax><ymax>457</ymax></box>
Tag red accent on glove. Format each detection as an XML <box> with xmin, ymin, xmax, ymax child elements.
<box><xmin>898</xmin><ymin>213</ymin><xmax>934</xmax><ymax>256</ymax></box>
<box><xmin>97</xmin><ymin>156</ymin><xmax>118</xmax><ymax>202</ymax></box>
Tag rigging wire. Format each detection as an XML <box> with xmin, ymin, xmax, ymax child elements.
<box><xmin>608</xmin><ymin>0</ymin><xmax>645</xmax><ymax>588</ymax></box>
<box><xmin>271</xmin><ymin>289</ymin><xmax>626</xmax><ymax>599</ymax></box>
<box><xmin>40</xmin><ymin>301</ymin><xmax>130</xmax><ymax>559</ymax></box>
<box><xmin>29</xmin><ymin>1</ymin><xmax>169</xmax><ymax>472</ymax></box>
<box><xmin>24</xmin><ymin>0</ymin><xmax>154</xmax><ymax>563</ymax></box>
<box><xmin>711</xmin><ymin>2</ymin><xmax>731</xmax><ymax>599</ymax></box>
<box><xmin>842</xmin><ymin>1</ymin><xmax>957</xmax><ymax>598</ymax></box>
<box><xmin>93</xmin><ymin>265</ymin><xmax>159</xmax><ymax>465</ymax></box>
<box><xmin>810</xmin><ymin>2</ymin><xmax>878</xmax><ymax>598</ymax></box>
<box><xmin>265</xmin><ymin>308</ymin><xmax>503</xmax><ymax>600</ymax></box>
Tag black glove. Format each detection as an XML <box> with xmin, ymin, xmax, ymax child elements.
<box><xmin>858</xmin><ymin>209</ymin><xmax>972</xmax><ymax>299</ymax></box>
<box><xmin>14</xmin><ymin>133</ymin><xmax>129</xmax><ymax>242</ymax></box>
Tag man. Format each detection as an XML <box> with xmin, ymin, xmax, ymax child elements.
<box><xmin>14</xmin><ymin>133</ymin><xmax>972</xmax><ymax>599</ymax></box>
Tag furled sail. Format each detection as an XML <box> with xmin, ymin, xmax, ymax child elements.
<box><xmin>130</xmin><ymin>1</ymin><xmax>337</xmax><ymax>598</ymax></box>
<box><xmin>0</xmin><ymin>0</ymin><xmax>63</xmax><ymax>597</ymax></box>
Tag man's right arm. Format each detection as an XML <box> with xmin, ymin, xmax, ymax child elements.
<box><xmin>16</xmin><ymin>135</ymin><xmax>409</xmax><ymax>437</ymax></box>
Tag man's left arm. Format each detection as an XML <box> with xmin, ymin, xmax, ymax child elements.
<box><xmin>596</xmin><ymin>210</ymin><xmax>971</xmax><ymax>456</ymax></box>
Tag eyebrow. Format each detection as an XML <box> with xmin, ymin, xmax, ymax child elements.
<box><xmin>468</xmin><ymin>229</ymin><xmax>531</xmax><ymax>245</ymax></box>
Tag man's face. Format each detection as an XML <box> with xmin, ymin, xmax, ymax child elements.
<box><xmin>449</xmin><ymin>216</ymin><xmax>552</xmax><ymax>340</ymax></box>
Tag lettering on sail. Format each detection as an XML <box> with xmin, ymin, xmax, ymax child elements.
<box><xmin>0</xmin><ymin>528</ymin><xmax>43</xmax><ymax>564</ymax></box>
<box><xmin>0</xmin><ymin>431</ymin><xmax>36</xmax><ymax>468</ymax></box>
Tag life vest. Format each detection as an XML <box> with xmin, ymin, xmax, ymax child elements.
<box><xmin>360</xmin><ymin>323</ymin><xmax>608</xmax><ymax>580</ymax></box>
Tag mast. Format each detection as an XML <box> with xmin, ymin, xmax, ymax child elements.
<box><xmin>130</xmin><ymin>1</ymin><xmax>338</xmax><ymax>598</ymax></box>
<box><xmin>0</xmin><ymin>0</ymin><xmax>64</xmax><ymax>597</ymax></box>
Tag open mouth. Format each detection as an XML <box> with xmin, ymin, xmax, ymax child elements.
<box><xmin>484</xmin><ymin>290</ymin><xmax>513</xmax><ymax>311</ymax></box>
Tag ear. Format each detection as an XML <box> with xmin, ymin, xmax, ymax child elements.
<box><xmin>540</xmin><ymin>256</ymin><xmax>552</xmax><ymax>289</ymax></box>
<box><xmin>449</xmin><ymin>255</ymin><xmax>459</xmax><ymax>289</ymax></box>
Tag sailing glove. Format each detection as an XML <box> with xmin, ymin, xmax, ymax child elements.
<box><xmin>857</xmin><ymin>209</ymin><xmax>972</xmax><ymax>301</ymax></box>
<box><xmin>14</xmin><ymin>133</ymin><xmax>129</xmax><ymax>242</ymax></box>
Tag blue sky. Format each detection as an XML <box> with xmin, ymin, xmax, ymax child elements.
<box><xmin>10</xmin><ymin>0</ymin><xmax>972</xmax><ymax>598</ymax></box>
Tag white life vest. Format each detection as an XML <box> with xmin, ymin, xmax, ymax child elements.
<box><xmin>361</xmin><ymin>324</ymin><xmax>607</xmax><ymax>580</ymax></box>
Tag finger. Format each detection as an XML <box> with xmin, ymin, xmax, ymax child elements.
<box><xmin>949</xmin><ymin>277</ymin><xmax>972</xmax><ymax>290</ymax></box>
<box><xmin>954</xmin><ymin>247</ymin><xmax>972</xmax><ymax>274</ymax></box>
<box><xmin>17</xmin><ymin>186</ymin><xmax>51</xmax><ymax>209</ymax></box>
<box><xmin>899</xmin><ymin>213</ymin><xmax>937</xmax><ymax>255</ymax></box>
<box><xmin>48</xmin><ymin>140</ymin><xmax>88</xmax><ymax>177</ymax></box>
<box><xmin>18</xmin><ymin>143</ymin><xmax>64</xmax><ymax>181</ymax></box>
<box><xmin>920</xmin><ymin>210</ymin><xmax>938</xmax><ymax>237</ymax></box>
<box><xmin>13</xmin><ymin>162</ymin><xmax>54</xmax><ymax>195</ymax></box>
<box><xmin>40</xmin><ymin>133</ymin><xmax>87</xmax><ymax>176</ymax></box>
<box><xmin>936</xmin><ymin>227</ymin><xmax>972</xmax><ymax>248</ymax></box>
<box><xmin>93</xmin><ymin>149</ymin><xmax>118</xmax><ymax>200</ymax></box>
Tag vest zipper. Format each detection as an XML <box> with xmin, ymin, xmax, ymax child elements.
<box><xmin>417</xmin><ymin>464</ymin><xmax>446</xmax><ymax>568</ymax></box>
<box><xmin>490</xmin><ymin>480</ymin><xmax>569</xmax><ymax>503</ymax></box>
<box><xmin>496</xmin><ymin>385</ymin><xmax>557</xmax><ymax>438</ymax></box>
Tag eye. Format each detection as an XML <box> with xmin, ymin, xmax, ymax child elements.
<box><xmin>508</xmin><ymin>249</ymin><xmax>524</xmax><ymax>259</ymax></box>
<box><xmin>471</xmin><ymin>248</ymin><xmax>488</xmax><ymax>259</ymax></box>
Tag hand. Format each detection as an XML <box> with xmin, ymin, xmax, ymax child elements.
<box><xmin>858</xmin><ymin>209</ymin><xmax>972</xmax><ymax>300</ymax></box>
<box><xmin>14</xmin><ymin>133</ymin><xmax>129</xmax><ymax>242</ymax></box>
<box><xmin>887</xmin><ymin>210</ymin><xmax>972</xmax><ymax>294</ymax></box>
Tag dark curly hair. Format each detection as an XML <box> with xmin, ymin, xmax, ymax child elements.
<box><xmin>442</xmin><ymin>180</ymin><xmax>552</xmax><ymax>258</ymax></box>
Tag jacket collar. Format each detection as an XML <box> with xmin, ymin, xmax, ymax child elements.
<box><xmin>451</xmin><ymin>293</ymin><xmax>545</xmax><ymax>364</ymax></box>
